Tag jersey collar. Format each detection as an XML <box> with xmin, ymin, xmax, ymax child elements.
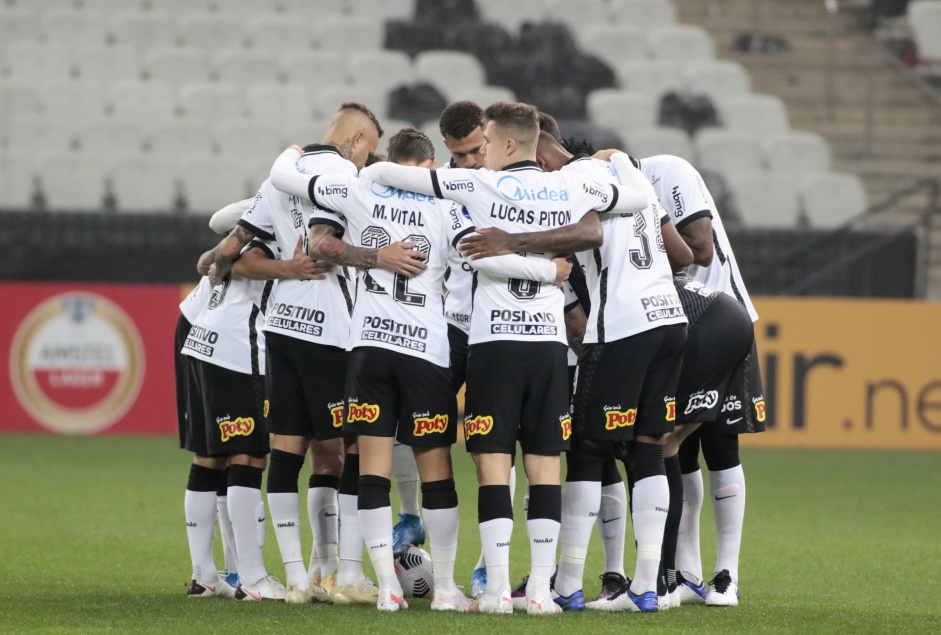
<box><xmin>302</xmin><ymin>144</ymin><xmax>342</xmax><ymax>157</ymax></box>
<box><xmin>502</xmin><ymin>160</ymin><xmax>542</xmax><ymax>172</ymax></box>
<box><xmin>565</xmin><ymin>153</ymin><xmax>590</xmax><ymax>166</ymax></box>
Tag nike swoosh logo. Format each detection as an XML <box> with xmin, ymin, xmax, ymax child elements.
<box><xmin>324</xmin><ymin>513</ymin><xmax>337</xmax><ymax>517</ymax></box>
<box><xmin>244</xmin><ymin>588</ymin><xmax>262</xmax><ymax>600</ymax></box>
<box><xmin>204</xmin><ymin>585</ymin><xmax>216</xmax><ymax>592</ymax></box>
<box><xmin>715</xmin><ymin>494</ymin><xmax>737</xmax><ymax>500</ymax></box>
<box><xmin>602</xmin><ymin>517</ymin><xmax>621</xmax><ymax>524</ymax></box>
<box><xmin>726</xmin><ymin>417</ymin><xmax>743</xmax><ymax>424</ymax></box>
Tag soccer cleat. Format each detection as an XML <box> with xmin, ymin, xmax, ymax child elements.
<box><xmin>330</xmin><ymin>577</ymin><xmax>380</xmax><ymax>605</ymax></box>
<box><xmin>594</xmin><ymin>572</ymin><xmax>629</xmax><ymax>602</ymax></box>
<box><xmin>527</xmin><ymin>588</ymin><xmax>562</xmax><ymax>615</ymax></box>
<box><xmin>510</xmin><ymin>574</ymin><xmax>529</xmax><ymax>611</ymax></box>
<box><xmin>310</xmin><ymin>572</ymin><xmax>334</xmax><ymax>603</ymax></box>
<box><xmin>431</xmin><ymin>586</ymin><xmax>472</xmax><ymax>612</ymax></box>
<box><xmin>469</xmin><ymin>589</ymin><xmax>514</xmax><ymax>614</ymax></box>
<box><xmin>676</xmin><ymin>572</ymin><xmax>706</xmax><ymax>605</ymax></box>
<box><xmin>705</xmin><ymin>570</ymin><xmax>739</xmax><ymax>607</ymax></box>
<box><xmin>392</xmin><ymin>513</ymin><xmax>426</xmax><ymax>557</ymax></box>
<box><xmin>234</xmin><ymin>575</ymin><xmax>287</xmax><ymax>601</ymax></box>
<box><xmin>222</xmin><ymin>571</ymin><xmax>240</xmax><ymax>591</ymax></box>
<box><xmin>284</xmin><ymin>582</ymin><xmax>314</xmax><ymax>604</ymax></box>
<box><xmin>186</xmin><ymin>577</ymin><xmax>236</xmax><ymax>598</ymax></box>
<box><xmin>470</xmin><ymin>567</ymin><xmax>487</xmax><ymax>598</ymax></box>
<box><xmin>553</xmin><ymin>590</ymin><xmax>586</xmax><ymax>612</ymax></box>
<box><xmin>376</xmin><ymin>587</ymin><xmax>408</xmax><ymax>611</ymax></box>
<box><xmin>589</xmin><ymin>586</ymin><xmax>659</xmax><ymax>612</ymax></box>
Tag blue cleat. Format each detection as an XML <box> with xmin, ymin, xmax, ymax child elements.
<box><xmin>392</xmin><ymin>513</ymin><xmax>426</xmax><ymax>556</ymax></box>
<box><xmin>676</xmin><ymin>571</ymin><xmax>706</xmax><ymax>605</ymax></box>
<box><xmin>223</xmin><ymin>571</ymin><xmax>240</xmax><ymax>591</ymax></box>
<box><xmin>589</xmin><ymin>585</ymin><xmax>659</xmax><ymax>612</ymax></box>
<box><xmin>553</xmin><ymin>590</ymin><xmax>586</xmax><ymax>612</ymax></box>
<box><xmin>470</xmin><ymin>567</ymin><xmax>487</xmax><ymax>599</ymax></box>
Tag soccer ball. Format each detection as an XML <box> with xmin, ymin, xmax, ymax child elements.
<box><xmin>394</xmin><ymin>545</ymin><xmax>434</xmax><ymax>598</ymax></box>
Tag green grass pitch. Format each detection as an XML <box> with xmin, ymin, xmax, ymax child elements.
<box><xmin>2</xmin><ymin>434</ymin><xmax>939</xmax><ymax>634</ymax></box>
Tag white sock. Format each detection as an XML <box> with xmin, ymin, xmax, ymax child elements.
<box><xmin>527</xmin><ymin>517</ymin><xmax>561</xmax><ymax>594</ymax></box>
<box><xmin>228</xmin><ymin>485</ymin><xmax>267</xmax><ymax>587</ymax></box>
<box><xmin>337</xmin><ymin>492</ymin><xmax>366</xmax><ymax>586</ymax></box>
<box><xmin>424</xmin><ymin>506</ymin><xmax>460</xmax><ymax>591</ymax></box>
<box><xmin>310</xmin><ymin>486</ymin><xmax>339</xmax><ymax>579</ymax></box>
<box><xmin>710</xmin><ymin>465</ymin><xmax>746</xmax><ymax>584</ymax></box>
<box><xmin>678</xmin><ymin>470</ymin><xmax>704</xmax><ymax>585</ymax></box>
<box><xmin>267</xmin><ymin>491</ymin><xmax>307</xmax><ymax>588</ymax></box>
<box><xmin>597</xmin><ymin>482</ymin><xmax>627</xmax><ymax>577</ymax></box>
<box><xmin>359</xmin><ymin>506</ymin><xmax>399</xmax><ymax>591</ymax></box>
<box><xmin>217</xmin><ymin>494</ymin><xmax>238</xmax><ymax>575</ymax></box>
<box><xmin>306</xmin><ymin>486</ymin><xmax>321</xmax><ymax>580</ymax></box>
<box><xmin>184</xmin><ymin>489</ymin><xmax>218</xmax><ymax>582</ymax></box>
<box><xmin>556</xmin><ymin>481</ymin><xmax>601</xmax><ymax>597</ymax></box>
<box><xmin>479</xmin><ymin>518</ymin><xmax>513</xmax><ymax>594</ymax></box>
<box><xmin>392</xmin><ymin>443</ymin><xmax>421</xmax><ymax>517</ymax></box>
<box><xmin>629</xmin><ymin>475</ymin><xmax>669</xmax><ymax>594</ymax></box>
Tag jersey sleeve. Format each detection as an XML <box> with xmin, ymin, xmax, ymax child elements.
<box><xmin>443</xmin><ymin>202</ymin><xmax>476</xmax><ymax>248</ymax></box>
<box><xmin>237</xmin><ymin>182</ymin><xmax>277</xmax><ymax>241</ymax></box>
<box><xmin>428</xmin><ymin>167</ymin><xmax>482</xmax><ymax>205</ymax></box>
<box><xmin>358</xmin><ymin>162</ymin><xmax>439</xmax><ymax>198</ymax></box>
<box><xmin>268</xmin><ymin>148</ymin><xmax>317</xmax><ymax>201</ymax></box>
<box><xmin>246</xmin><ymin>237</ymin><xmax>278</xmax><ymax>260</ymax></box>
<box><xmin>470</xmin><ymin>253</ymin><xmax>557</xmax><ymax>283</ymax></box>
<box><xmin>657</xmin><ymin>162</ymin><xmax>714</xmax><ymax>230</ymax></box>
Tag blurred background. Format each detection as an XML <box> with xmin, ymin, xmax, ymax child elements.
<box><xmin>1</xmin><ymin>0</ymin><xmax>940</xmax><ymax>447</ymax></box>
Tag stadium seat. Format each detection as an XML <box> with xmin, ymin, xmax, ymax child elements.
<box><xmin>281</xmin><ymin>51</ymin><xmax>348</xmax><ymax>89</ymax></box>
<box><xmin>214</xmin><ymin>49</ymin><xmax>282</xmax><ymax>86</ymax></box>
<box><xmin>179</xmin><ymin>13</ymin><xmax>246</xmax><ymax>49</ymax></box>
<box><xmin>107</xmin><ymin>81</ymin><xmax>177</xmax><ymax>119</ymax></box>
<box><xmin>39</xmin><ymin>82</ymin><xmax>107</xmax><ymax>120</ymax></box>
<box><xmin>178</xmin><ymin>83</ymin><xmax>246</xmax><ymax>120</ymax></box>
<box><xmin>276</xmin><ymin>119</ymin><xmax>329</xmax><ymax>148</ymax></box>
<box><xmin>316</xmin><ymin>86</ymin><xmax>386</xmax><ymax>120</ymax></box>
<box><xmin>246</xmin><ymin>83</ymin><xmax>318</xmax><ymax>122</ymax></box>
<box><xmin>5</xmin><ymin>116</ymin><xmax>79</xmax><ymax>158</ymax></box>
<box><xmin>727</xmin><ymin>172</ymin><xmax>800</xmax><ymax>228</ymax></box>
<box><xmin>695</xmin><ymin>128</ymin><xmax>765</xmax><ymax>176</ymax></box>
<box><xmin>380</xmin><ymin>118</ymin><xmax>416</xmax><ymax>138</ymax></box>
<box><xmin>683</xmin><ymin>60</ymin><xmax>751</xmax><ymax>100</ymax></box>
<box><xmin>909</xmin><ymin>1</ymin><xmax>941</xmax><ymax>66</ymax></box>
<box><xmin>159</xmin><ymin>0</ymin><xmax>216</xmax><ymax>13</ymax></box>
<box><xmin>347</xmin><ymin>50</ymin><xmax>414</xmax><ymax>91</ymax></box>
<box><xmin>37</xmin><ymin>153</ymin><xmax>108</xmax><ymax>213</ymax></box>
<box><xmin>315</xmin><ymin>17</ymin><xmax>384</xmax><ymax>54</ymax></box>
<box><xmin>110</xmin><ymin>12</ymin><xmax>178</xmax><ymax>51</ymax></box>
<box><xmin>578</xmin><ymin>26</ymin><xmax>649</xmax><ymax>68</ymax></box>
<box><xmin>211</xmin><ymin>0</ymin><xmax>277</xmax><ymax>16</ymax></box>
<box><xmin>246</xmin><ymin>15</ymin><xmax>317</xmax><ymax>53</ymax></box>
<box><xmin>74</xmin><ymin>46</ymin><xmax>142</xmax><ymax>83</ymax></box>
<box><xmin>81</xmin><ymin>0</ymin><xmax>146</xmax><ymax>13</ymax></box>
<box><xmin>41</xmin><ymin>10</ymin><xmax>110</xmax><ymax>48</ymax></box>
<box><xmin>545</xmin><ymin>0</ymin><xmax>611</xmax><ymax>35</ymax></box>
<box><xmin>144</xmin><ymin>48</ymin><xmax>214</xmax><ymax>84</ymax></box>
<box><xmin>719</xmin><ymin>93</ymin><xmax>789</xmax><ymax>138</ymax></box>
<box><xmin>0</xmin><ymin>9</ymin><xmax>42</xmax><ymax>47</ymax></box>
<box><xmin>4</xmin><ymin>43</ymin><xmax>74</xmax><ymax>82</ymax></box>
<box><xmin>276</xmin><ymin>0</ymin><xmax>345</xmax><ymax>17</ymax></box>
<box><xmin>610</xmin><ymin>0</ymin><xmax>677</xmax><ymax>30</ymax></box>
<box><xmin>624</xmin><ymin>127</ymin><xmax>694</xmax><ymax>162</ymax></box>
<box><xmin>476</xmin><ymin>0</ymin><xmax>548</xmax><ymax>32</ymax></box>
<box><xmin>764</xmin><ymin>130</ymin><xmax>832</xmax><ymax>180</ymax></box>
<box><xmin>0</xmin><ymin>156</ymin><xmax>39</xmax><ymax>210</ymax></box>
<box><xmin>414</xmin><ymin>51</ymin><xmax>486</xmax><ymax>102</ymax></box>
<box><xmin>346</xmin><ymin>0</ymin><xmax>413</xmax><ymax>20</ymax></box>
<box><xmin>446</xmin><ymin>85</ymin><xmax>516</xmax><ymax>108</ymax></box>
<box><xmin>76</xmin><ymin>119</ymin><xmax>147</xmax><ymax>156</ymax></box>
<box><xmin>179</xmin><ymin>158</ymin><xmax>252</xmax><ymax>215</ymax></box>
<box><xmin>616</xmin><ymin>61</ymin><xmax>683</xmax><ymax>99</ymax></box>
<box><xmin>214</xmin><ymin>120</ymin><xmax>284</xmax><ymax>162</ymax></box>
<box><xmin>799</xmin><ymin>172</ymin><xmax>868</xmax><ymax>228</ymax></box>
<box><xmin>0</xmin><ymin>82</ymin><xmax>42</xmax><ymax>124</ymax></box>
<box><xmin>109</xmin><ymin>155</ymin><xmax>180</xmax><ymax>214</ymax></box>
<box><xmin>420</xmin><ymin>120</ymin><xmax>451</xmax><ymax>167</ymax></box>
<box><xmin>587</xmin><ymin>89</ymin><xmax>659</xmax><ymax>134</ymax></box>
<box><xmin>648</xmin><ymin>25</ymin><xmax>715</xmax><ymax>64</ymax></box>
<box><xmin>147</xmin><ymin>120</ymin><xmax>216</xmax><ymax>158</ymax></box>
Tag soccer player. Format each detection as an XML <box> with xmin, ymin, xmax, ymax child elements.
<box><xmin>359</xmin><ymin>102</ymin><xmax>650</xmax><ymax>614</ymax></box>
<box><xmin>638</xmin><ymin>154</ymin><xmax>766</xmax><ymax>607</ymax></box>
<box><xmin>458</xmin><ymin>132</ymin><xmax>689</xmax><ymax>613</ymax></box>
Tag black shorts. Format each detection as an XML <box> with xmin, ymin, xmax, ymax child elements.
<box><xmin>175</xmin><ymin>313</ymin><xmax>193</xmax><ymax>448</ymax></box>
<box><xmin>676</xmin><ymin>294</ymin><xmax>754</xmax><ymax>425</ymax></box>
<box><xmin>184</xmin><ymin>357</ymin><xmax>269</xmax><ymax>457</ymax></box>
<box><xmin>344</xmin><ymin>346</ymin><xmax>457</xmax><ymax>448</ymax></box>
<box><xmin>448</xmin><ymin>323</ymin><xmax>469</xmax><ymax>394</ymax></box>
<box><xmin>709</xmin><ymin>339</ymin><xmax>767</xmax><ymax>435</ymax></box>
<box><xmin>265</xmin><ymin>331</ymin><xmax>346</xmax><ymax>441</ymax></box>
<box><xmin>463</xmin><ymin>341</ymin><xmax>571</xmax><ymax>456</ymax></box>
<box><xmin>573</xmin><ymin>324</ymin><xmax>687</xmax><ymax>442</ymax></box>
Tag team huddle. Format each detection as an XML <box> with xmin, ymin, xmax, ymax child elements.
<box><xmin>177</xmin><ymin>99</ymin><xmax>765</xmax><ymax>614</ymax></box>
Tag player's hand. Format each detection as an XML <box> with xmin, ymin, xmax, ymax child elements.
<box><xmin>208</xmin><ymin>263</ymin><xmax>222</xmax><ymax>286</ymax></box>
<box><xmin>552</xmin><ymin>256</ymin><xmax>573</xmax><ymax>287</ymax></box>
<box><xmin>459</xmin><ymin>227</ymin><xmax>516</xmax><ymax>259</ymax></box>
<box><xmin>378</xmin><ymin>242</ymin><xmax>428</xmax><ymax>277</ymax></box>
<box><xmin>592</xmin><ymin>149</ymin><xmax>621</xmax><ymax>162</ymax></box>
<box><xmin>286</xmin><ymin>236</ymin><xmax>332</xmax><ymax>280</ymax></box>
<box><xmin>196</xmin><ymin>249</ymin><xmax>215</xmax><ymax>276</ymax></box>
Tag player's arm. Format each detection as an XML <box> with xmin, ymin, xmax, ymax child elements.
<box><xmin>234</xmin><ymin>237</ymin><xmax>334</xmax><ymax>281</ymax></box>
<box><xmin>268</xmin><ymin>146</ymin><xmax>317</xmax><ymax>201</ymax></box>
<box><xmin>661</xmin><ymin>217</ymin><xmax>695</xmax><ymax>271</ymax></box>
<box><xmin>196</xmin><ymin>249</ymin><xmax>215</xmax><ymax>276</ymax></box>
<box><xmin>459</xmin><ymin>211</ymin><xmax>602</xmax><ymax>259</ymax></box>
<box><xmin>308</xmin><ymin>222</ymin><xmax>428</xmax><ymax>277</ymax></box>
<box><xmin>470</xmin><ymin>253</ymin><xmax>572</xmax><ymax>287</ymax></box>
<box><xmin>677</xmin><ymin>217</ymin><xmax>714</xmax><ymax>266</ymax></box>
<box><xmin>209</xmin><ymin>198</ymin><xmax>254</xmax><ymax>235</ymax></box>
<box><xmin>211</xmin><ymin>223</ymin><xmax>256</xmax><ymax>285</ymax></box>
<box><xmin>565</xmin><ymin>302</ymin><xmax>588</xmax><ymax>356</ymax></box>
<box><xmin>358</xmin><ymin>161</ymin><xmax>454</xmax><ymax>200</ymax></box>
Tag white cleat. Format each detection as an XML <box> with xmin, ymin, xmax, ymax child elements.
<box><xmin>527</xmin><ymin>591</ymin><xmax>562</xmax><ymax>615</ymax></box>
<box><xmin>469</xmin><ymin>589</ymin><xmax>514</xmax><ymax>614</ymax></box>
<box><xmin>705</xmin><ymin>570</ymin><xmax>739</xmax><ymax>607</ymax></box>
<box><xmin>677</xmin><ymin>573</ymin><xmax>707</xmax><ymax>605</ymax></box>
<box><xmin>234</xmin><ymin>575</ymin><xmax>288</xmax><ymax>601</ymax></box>
<box><xmin>376</xmin><ymin>587</ymin><xmax>409</xmax><ymax>611</ymax></box>
<box><xmin>186</xmin><ymin>577</ymin><xmax>236</xmax><ymax>598</ymax></box>
<box><xmin>330</xmin><ymin>577</ymin><xmax>380</xmax><ymax>605</ymax></box>
<box><xmin>309</xmin><ymin>572</ymin><xmax>333</xmax><ymax>603</ymax></box>
<box><xmin>284</xmin><ymin>582</ymin><xmax>314</xmax><ymax>604</ymax></box>
<box><xmin>431</xmin><ymin>586</ymin><xmax>472</xmax><ymax>612</ymax></box>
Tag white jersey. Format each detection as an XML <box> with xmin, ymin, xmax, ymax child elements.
<box><xmin>238</xmin><ymin>145</ymin><xmax>358</xmax><ymax>348</ymax></box>
<box><xmin>308</xmin><ymin>175</ymin><xmax>474</xmax><ymax>368</ymax></box>
<box><xmin>179</xmin><ymin>276</ymin><xmax>212</xmax><ymax>324</ymax></box>
<box><xmin>638</xmin><ymin>154</ymin><xmax>758</xmax><ymax>322</ymax></box>
<box><xmin>438</xmin><ymin>161</ymin><xmax>474</xmax><ymax>334</ymax></box>
<box><xmin>182</xmin><ymin>241</ymin><xmax>277</xmax><ymax>375</ymax></box>
<box><xmin>564</xmin><ymin>155</ymin><xmax>687</xmax><ymax>345</ymax></box>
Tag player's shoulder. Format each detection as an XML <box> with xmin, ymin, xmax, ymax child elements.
<box><xmin>297</xmin><ymin>145</ymin><xmax>358</xmax><ymax>177</ymax></box>
<box><xmin>637</xmin><ymin>154</ymin><xmax>697</xmax><ymax>181</ymax></box>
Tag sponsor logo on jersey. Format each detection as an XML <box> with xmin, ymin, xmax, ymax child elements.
<box><xmin>263</xmin><ymin>399</ymin><xmax>269</xmax><ymax>418</ymax></box>
<box><xmin>291</xmin><ymin>207</ymin><xmax>304</xmax><ymax>228</ymax></box>
<box><xmin>184</xmin><ymin>324</ymin><xmax>218</xmax><ymax>357</ymax></box>
<box><xmin>219</xmin><ymin>416</ymin><xmax>255</xmax><ymax>442</ymax></box>
<box><xmin>414</xmin><ymin>413</ymin><xmax>449</xmax><ymax>436</ymax></box>
<box><xmin>9</xmin><ymin>292</ymin><xmax>144</xmax><ymax>434</ymax></box>
<box><xmin>560</xmin><ymin>416</ymin><xmax>572</xmax><ymax>441</ymax></box>
<box><xmin>684</xmin><ymin>390</ymin><xmax>718</xmax><ymax>415</ymax></box>
<box><xmin>267</xmin><ymin>303</ymin><xmax>325</xmax><ymax>337</ymax></box>
<box><xmin>317</xmin><ymin>184</ymin><xmax>348</xmax><ymax>198</ymax></box>
<box><xmin>371</xmin><ymin>182</ymin><xmax>435</xmax><ymax>204</ymax></box>
<box><xmin>754</xmin><ymin>398</ymin><xmax>766</xmax><ymax>422</ymax></box>
<box><xmin>498</xmin><ymin>174</ymin><xmax>570</xmax><ymax>203</ymax></box>
<box><xmin>671</xmin><ymin>185</ymin><xmax>685</xmax><ymax>217</ymax></box>
<box><xmin>330</xmin><ymin>404</ymin><xmax>344</xmax><ymax>428</ymax></box>
<box><xmin>207</xmin><ymin>281</ymin><xmax>228</xmax><ymax>310</ymax></box>
<box><xmin>347</xmin><ymin>402</ymin><xmax>380</xmax><ymax>423</ymax></box>
<box><xmin>603</xmin><ymin>406</ymin><xmax>637</xmax><ymax>430</ymax></box>
<box><xmin>463</xmin><ymin>415</ymin><xmax>493</xmax><ymax>438</ymax></box>
<box><xmin>683</xmin><ymin>279</ymin><xmax>717</xmax><ymax>298</ymax></box>
<box><xmin>721</xmin><ymin>395</ymin><xmax>742</xmax><ymax>413</ymax></box>
<box><xmin>443</xmin><ymin>179</ymin><xmax>475</xmax><ymax>193</ymax></box>
<box><xmin>641</xmin><ymin>290</ymin><xmax>684</xmax><ymax>322</ymax></box>
<box><xmin>666</xmin><ymin>400</ymin><xmax>676</xmax><ymax>422</ymax></box>
<box><xmin>582</xmin><ymin>182</ymin><xmax>609</xmax><ymax>204</ymax></box>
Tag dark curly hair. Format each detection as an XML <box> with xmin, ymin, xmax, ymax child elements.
<box><xmin>438</xmin><ymin>100</ymin><xmax>483</xmax><ymax>139</ymax></box>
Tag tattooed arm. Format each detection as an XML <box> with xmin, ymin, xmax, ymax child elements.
<box><xmin>564</xmin><ymin>303</ymin><xmax>588</xmax><ymax>356</ymax></box>
<box><xmin>211</xmin><ymin>224</ymin><xmax>255</xmax><ymax>285</ymax></box>
<box><xmin>308</xmin><ymin>223</ymin><xmax>428</xmax><ymax>277</ymax></box>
